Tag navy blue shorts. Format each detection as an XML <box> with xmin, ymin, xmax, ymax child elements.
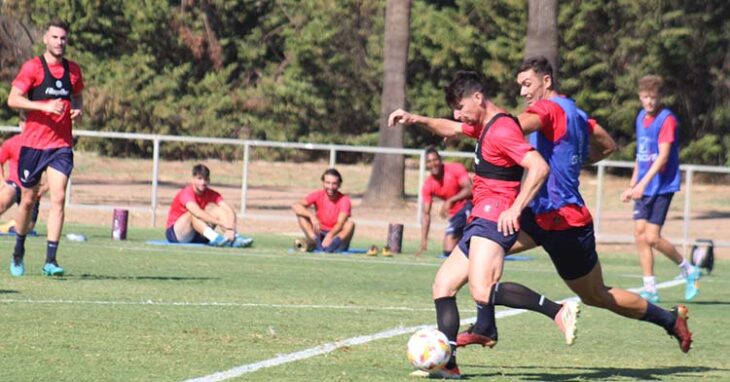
<box><xmin>633</xmin><ymin>193</ymin><xmax>674</xmax><ymax>225</ymax></box>
<box><xmin>6</xmin><ymin>180</ymin><xmax>40</xmax><ymax>224</ymax></box>
<box><xmin>445</xmin><ymin>201</ymin><xmax>472</xmax><ymax>238</ymax></box>
<box><xmin>18</xmin><ymin>147</ymin><xmax>74</xmax><ymax>188</ymax></box>
<box><xmin>520</xmin><ymin>208</ymin><xmax>598</xmax><ymax>281</ymax></box>
<box><xmin>165</xmin><ymin>226</ymin><xmax>209</xmax><ymax>244</ymax></box>
<box><xmin>457</xmin><ymin>217</ymin><xmax>519</xmax><ymax>256</ymax></box>
<box><xmin>315</xmin><ymin>230</ymin><xmax>350</xmax><ymax>252</ymax></box>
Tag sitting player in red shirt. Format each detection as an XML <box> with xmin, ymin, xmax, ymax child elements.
<box><xmin>166</xmin><ymin>164</ymin><xmax>251</xmax><ymax>248</ymax></box>
<box><xmin>291</xmin><ymin>168</ymin><xmax>355</xmax><ymax>253</ymax></box>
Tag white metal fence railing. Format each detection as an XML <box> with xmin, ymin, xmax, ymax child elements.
<box><xmin>1</xmin><ymin>126</ymin><xmax>728</xmax><ymax>253</ymax></box>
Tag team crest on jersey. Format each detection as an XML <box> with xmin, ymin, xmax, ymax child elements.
<box><xmin>638</xmin><ymin>137</ymin><xmax>651</xmax><ymax>154</ymax></box>
<box><xmin>55</xmin><ymin>80</ymin><xmax>63</xmax><ymax>88</ymax></box>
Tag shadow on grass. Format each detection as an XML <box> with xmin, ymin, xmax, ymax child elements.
<box><xmin>465</xmin><ymin>365</ymin><xmax>723</xmax><ymax>381</ymax></box>
<box><xmin>76</xmin><ymin>274</ymin><xmax>219</xmax><ymax>281</ymax></box>
<box><xmin>0</xmin><ymin>289</ymin><xmax>19</xmax><ymax>294</ymax></box>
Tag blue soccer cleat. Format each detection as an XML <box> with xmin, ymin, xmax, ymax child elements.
<box><xmin>639</xmin><ymin>290</ymin><xmax>660</xmax><ymax>303</ymax></box>
<box><xmin>10</xmin><ymin>258</ymin><xmax>25</xmax><ymax>277</ymax></box>
<box><xmin>684</xmin><ymin>266</ymin><xmax>701</xmax><ymax>301</ymax></box>
<box><xmin>207</xmin><ymin>234</ymin><xmax>229</xmax><ymax>247</ymax></box>
<box><xmin>41</xmin><ymin>262</ymin><xmax>64</xmax><ymax>276</ymax></box>
<box><xmin>231</xmin><ymin>234</ymin><xmax>253</xmax><ymax>248</ymax></box>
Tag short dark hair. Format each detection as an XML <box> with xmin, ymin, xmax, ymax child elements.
<box><xmin>638</xmin><ymin>75</ymin><xmax>663</xmax><ymax>94</ymax></box>
<box><xmin>192</xmin><ymin>164</ymin><xmax>211</xmax><ymax>179</ymax></box>
<box><xmin>518</xmin><ymin>56</ymin><xmax>554</xmax><ymax>87</ymax></box>
<box><xmin>424</xmin><ymin>145</ymin><xmax>440</xmax><ymax>158</ymax></box>
<box><xmin>47</xmin><ymin>19</ymin><xmax>70</xmax><ymax>33</ymax></box>
<box><xmin>321</xmin><ymin>168</ymin><xmax>342</xmax><ymax>184</ymax></box>
<box><xmin>445</xmin><ymin>71</ymin><xmax>489</xmax><ymax>109</ymax></box>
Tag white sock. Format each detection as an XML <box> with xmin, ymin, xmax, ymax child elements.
<box><xmin>678</xmin><ymin>259</ymin><xmax>693</xmax><ymax>277</ymax></box>
<box><xmin>202</xmin><ymin>226</ymin><xmax>220</xmax><ymax>241</ymax></box>
<box><xmin>642</xmin><ymin>276</ymin><xmax>657</xmax><ymax>293</ymax></box>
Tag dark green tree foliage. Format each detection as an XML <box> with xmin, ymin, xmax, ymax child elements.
<box><xmin>1</xmin><ymin>1</ymin><xmax>727</xmax><ymax>165</ymax></box>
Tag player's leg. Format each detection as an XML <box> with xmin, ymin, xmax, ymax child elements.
<box><xmin>430</xmin><ymin>246</ymin><xmax>469</xmax><ymax>376</ymax></box>
<box><xmin>442</xmin><ymin>234</ymin><xmax>459</xmax><ymax>258</ymax></box>
<box><xmin>334</xmin><ymin>220</ymin><xmax>355</xmax><ymax>251</ymax></box>
<box><xmin>464</xmin><ymin>236</ymin><xmax>504</xmax><ymax>346</ymax></box>
<box><xmin>0</xmin><ymin>182</ymin><xmax>18</xmax><ymax>215</ymax></box>
<box><xmin>634</xmin><ymin>219</ymin><xmax>660</xmax><ymax>302</ymax></box>
<box><xmin>295</xmin><ymin>215</ymin><xmax>317</xmax><ymax>242</ymax></box>
<box><xmin>9</xmin><ymin>184</ymin><xmax>40</xmax><ymax>276</ymax></box>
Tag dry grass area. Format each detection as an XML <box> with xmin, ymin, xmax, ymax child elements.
<box><xmin>15</xmin><ymin>151</ymin><xmax>729</xmax><ymax>256</ymax></box>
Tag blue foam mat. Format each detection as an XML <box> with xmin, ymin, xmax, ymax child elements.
<box><xmin>0</xmin><ymin>230</ymin><xmax>38</xmax><ymax>237</ymax></box>
<box><xmin>146</xmin><ymin>240</ymin><xmax>209</xmax><ymax>247</ymax></box>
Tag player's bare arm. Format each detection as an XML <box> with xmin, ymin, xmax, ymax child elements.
<box><xmin>292</xmin><ymin>199</ymin><xmax>320</xmax><ymax>234</ymax></box>
<box><xmin>439</xmin><ymin>177</ymin><xmax>472</xmax><ymax>219</ymax></box>
<box><xmin>516</xmin><ymin>112</ymin><xmax>543</xmax><ymax>134</ymax></box>
<box><xmin>71</xmin><ymin>93</ymin><xmax>83</xmax><ymax>123</ymax></box>
<box><xmin>497</xmin><ymin>151</ymin><xmax>549</xmax><ymax>235</ymax></box>
<box><xmin>323</xmin><ymin>212</ymin><xmax>348</xmax><ymax>247</ymax></box>
<box><xmin>587</xmin><ymin>122</ymin><xmax>617</xmax><ymax>164</ymax></box>
<box><xmin>388</xmin><ymin>109</ymin><xmax>463</xmax><ymax>138</ymax></box>
<box><xmin>418</xmin><ymin>201</ymin><xmax>433</xmax><ymax>256</ymax></box>
<box><xmin>8</xmin><ymin>87</ymin><xmax>65</xmax><ymax>115</ymax></box>
<box><xmin>629</xmin><ymin>142</ymin><xmax>672</xmax><ymax>200</ymax></box>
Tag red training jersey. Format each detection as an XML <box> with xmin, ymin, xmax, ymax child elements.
<box><xmin>166</xmin><ymin>184</ymin><xmax>224</xmax><ymax>228</ymax></box>
<box><xmin>461</xmin><ymin>114</ymin><xmax>534</xmax><ymax>222</ymax></box>
<box><xmin>421</xmin><ymin>162</ymin><xmax>470</xmax><ymax>217</ymax></box>
<box><xmin>11</xmin><ymin>56</ymin><xmax>84</xmax><ymax>149</ymax></box>
<box><xmin>0</xmin><ymin>134</ymin><xmax>23</xmax><ymax>184</ymax></box>
<box><xmin>525</xmin><ymin>99</ymin><xmax>594</xmax><ymax>230</ymax></box>
<box><xmin>304</xmin><ymin>189</ymin><xmax>352</xmax><ymax>231</ymax></box>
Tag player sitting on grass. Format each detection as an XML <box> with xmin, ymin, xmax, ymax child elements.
<box><xmin>165</xmin><ymin>164</ymin><xmax>251</xmax><ymax>247</ymax></box>
<box><xmin>292</xmin><ymin>168</ymin><xmax>355</xmax><ymax>253</ymax></box>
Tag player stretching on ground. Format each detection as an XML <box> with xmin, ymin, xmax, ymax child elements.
<box><xmin>418</xmin><ymin>146</ymin><xmax>472</xmax><ymax>258</ymax></box>
<box><xmin>7</xmin><ymin>19</ymin><xmax>84</xmax><ymax>276</ymax></box>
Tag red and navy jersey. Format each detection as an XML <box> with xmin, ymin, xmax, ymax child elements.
<box><xmin>166</xmin><ymin>185</ymin><xmax>224</xmax><ymax>228</ymax></box>
<box><xmin>635</xmin><ymin>108</ymin><xmax>680</xmax><ymax>195</ymax></box>
<box><xmin>461</xmin><ymin>113</ymin><xmax>534</xmax><ymax>222</ymax></box>
<box><xmin>525</xmin><ymin>96</ymin><xmax>593</xmax><ymax>230</ymax></box>
<box><xmin>421</xmin><ymin>162</ymin><xmax>470</xmax><ymax>217</ymax></box>
<box><xmin>0</xmin><ymin>134</ymin><xmax>23</xmax><ymax>184</ymax></box>
<box><xmin>11</xmin><ymin>55</ymin><xmax>84</xmax><ymax>149</ymax></box>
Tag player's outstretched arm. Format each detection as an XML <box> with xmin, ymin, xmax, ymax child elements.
<box><xmin>388</xmin><ymin>108</ymin><xmax>463</xmax><ymax>138</ymax></box>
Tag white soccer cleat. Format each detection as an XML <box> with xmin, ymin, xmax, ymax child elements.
<box><xmin>555</xmin><ymin>300</ymin><xmax>580</xmax><ymax>345</ymax></box>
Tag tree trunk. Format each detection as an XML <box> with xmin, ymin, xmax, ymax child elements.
<box><xmin>525</xmin><ymin>0</ymin><xmax>559</xmax><ymax>83</ymax></box>
<box><xmin>362</xmin><ymin>0</ymin><xmax>411</xmax><ymax>208</ymax></box>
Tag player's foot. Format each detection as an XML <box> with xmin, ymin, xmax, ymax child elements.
<box><xmin>409</xmin><ymin>365</ymin><xmax>461</xmax><ymax>379</ymax></box>
<box><xmin>456</xmin><ymin>325</ymin><xmax>497</xmax><ymax>348</ymax></box>
<box><xmin>10</xmin><ymin>257</ymin><xmax>24</xmax><ymax>277</ymax></box>
<box><xmin>684</xmin><ymin>266</ymin><xmax>701</xmax><ymax>301</ymax></box>
<box><xmin>554</xmin><ymin>300</ymin><xmax>580</xmax><ymax>345</ymax></box>
<box><xmin>41</xmin><ymin>262</ymin><xmax>64</xmax><ymax>276</ymax></box>
<box><xmin>208</xmin><ymin>234</ymin><xmax>229</xmax><ymax>247</ymax></box>
<box><xmin>366</xmin><ymin>245</ymin><xmax>378</xmax><ymax>256</ymax></box>
<box><xmin>639</xmin><ymin>290</ymin><xmax>660</xmax><ymax>303</ymax></box>
<box><xmin>232</xmin><ymin>234</ymin><xmax>253</xmax><ymax>248</ymax></box>
<box><xmin>382</xmin><ymin>246</ymin><xmax>393</xmax><ymax>257</ymax></box>
<box><xmin>667</xmin><ymin>304</ymin><xmax>692</xmax><ymax>353</ymax></box>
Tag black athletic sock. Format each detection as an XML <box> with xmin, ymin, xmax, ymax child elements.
<box><xmin>640</xmin><ymin>302</ymin><xmax>675</xmax><ymax>331</ymax></box>
<box><xmin>492</xmin><ymin>282</ymin><xmax>562</xmax><ymax>319</ymax></box>
<box><xmin>434</xmin><ymin>296</ymin><xmax>459</xmax><ymax>369</ymax></box>
<box><xmin>472</xmin><ymin>300</ymin><xmax>498</xmax><ymax>340</ymax></box>
<box><xmin>13</xmin><ymin>234</ymin><xmax>26</xmax><ymax>262</ymax></box>
<box><xmin>442</xmin><ymin>250</ymin><xmax>450</xmax><ymax>257</ymax></box>
<box><xmin>46</xmin><ymin>240</ymin><xmax>59</xmax><ymax>265</ymax></box>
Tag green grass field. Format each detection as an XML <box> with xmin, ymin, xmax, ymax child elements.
<box><xmin>1</xmin><ymin>223</ymin><xmax>728</xmax><ymax>381</ymax></box>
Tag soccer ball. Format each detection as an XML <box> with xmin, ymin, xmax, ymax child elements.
<box><xmin>406</xmin><ymin>328</ymin><xmax>451</xmax><ymax>371</ymax></box>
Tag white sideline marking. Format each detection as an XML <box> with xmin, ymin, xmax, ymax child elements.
<box><xmin>183</xmin><ymin>278</ymin><xmax>686</xmax><ymax>381</ymax></box>
<box><xmin>0</xmin><ymin>299</ymin><xmax>434</xmax><ymax>312</ymax></box>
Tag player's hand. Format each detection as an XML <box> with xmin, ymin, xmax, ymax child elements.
<box><xmin>70</xmin><ymin>108</ymin><xmax>83</xmax><ymax>123</ymax></box>
<box><xmin>438</xmin><ymin>202</ymin><xmax>450</xmax><ymax>219</ymax></box>
<box><xmin>620</xmin><ymin>188</ymin><xmax>632</xmax><ymax>203</ymax></box>
<box><xmin>321</xmin><ymin>235</ymin><xmax>332</xmax><ymax>248</ymax></box>
<box><xmin>44</xmin><ymin>99</ymin><xmax>65</xmax><ymax>115</ymax></box>
<box><xmin>388</xmin><ymin>109</ymin><xmax>418</xmax><ymax>127</ymax></box>
<box><xmin>497</xmin><ymin>207</ymin><xmax>521</xmax><ymax>236</ymax></box>
<box><xmin>630</xmin><ymin>184</ymin><xmax>645</xmax><ymax>201</ymax></box>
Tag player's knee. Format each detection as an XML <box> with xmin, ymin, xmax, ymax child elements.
<box><xmin>468</xmin><ymin>283</ymin><xmax>493</xmax><ymax>304</ymax></box>
<box><xmin>432</xmin><ymin>278</ymin><xmax>458</xmax><ymax>299</ymax></box>
<box><xmin>645</xmin><ymin>233</ymin><xmax>661</xmax><ymax>247</ymax></box>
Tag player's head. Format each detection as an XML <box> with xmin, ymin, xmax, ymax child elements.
<box><xmin>445</xmin><ymin>70</ymin><xmax>490</xmax><ymax>126</ymax></box>
<box><xmin>321</xmin><ymin>168</ymin><xmax>342</xmax><ymax>197</ymax></box>
<box><xmin>638</xmin><ymin>75</ymin><xmax>664</xmax><ymax>115</ymax></box>
<box><xmin>516</xmin><ymin>56</ymin><xmax>555</xmax><ymax>106</ymax></box>
<box><xmin>43</xmin><ymin>19</ymin><xmax>69</xmax><ymax>59</ymax></box>
<box><xmin>424</xmin><ymin>145</ymin><xmax>443</xmax><ymax>176</ymax></box>
<box><xmin>191</xmin><ymin>164</ymin><xmax>211</xmax><ymax>194</ymax></box>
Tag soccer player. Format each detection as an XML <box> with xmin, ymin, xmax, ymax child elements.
<box><xmin>462</xmin><ymin>57</ymin><xmax>691</xmax><ymax>354</ymax></box>
<box><xmin>7</xmin><ymin>19</ymin><xmax>84</xmax><ymax>277</ymax></box>
<box><xmin>292</xmin><ymin>168</ymin><xmax>355</xmax><ymax>253</ymax></box>
<box><xmin>390</xmin><ymin>71</ymin><xmax>581</xmax><ymax>379</ymax></box>
<box><xmin>0</xmin><ymin>115</ymin><xmax>44</xmax><ymax>233</ymax></box>
<box><xmin>418</xmin><ymin>146</ymin><xmax>473</xmax><ymax>258</ymax></box>
<box><xmin>620</xmin><ymin>75</ymin><xmax>700</xmax><ymax>303</ymax></box>
<box><xmin>166</xmin><ymin>164</ymin><xmax>250</xmax><ymax>247</ymax></box>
